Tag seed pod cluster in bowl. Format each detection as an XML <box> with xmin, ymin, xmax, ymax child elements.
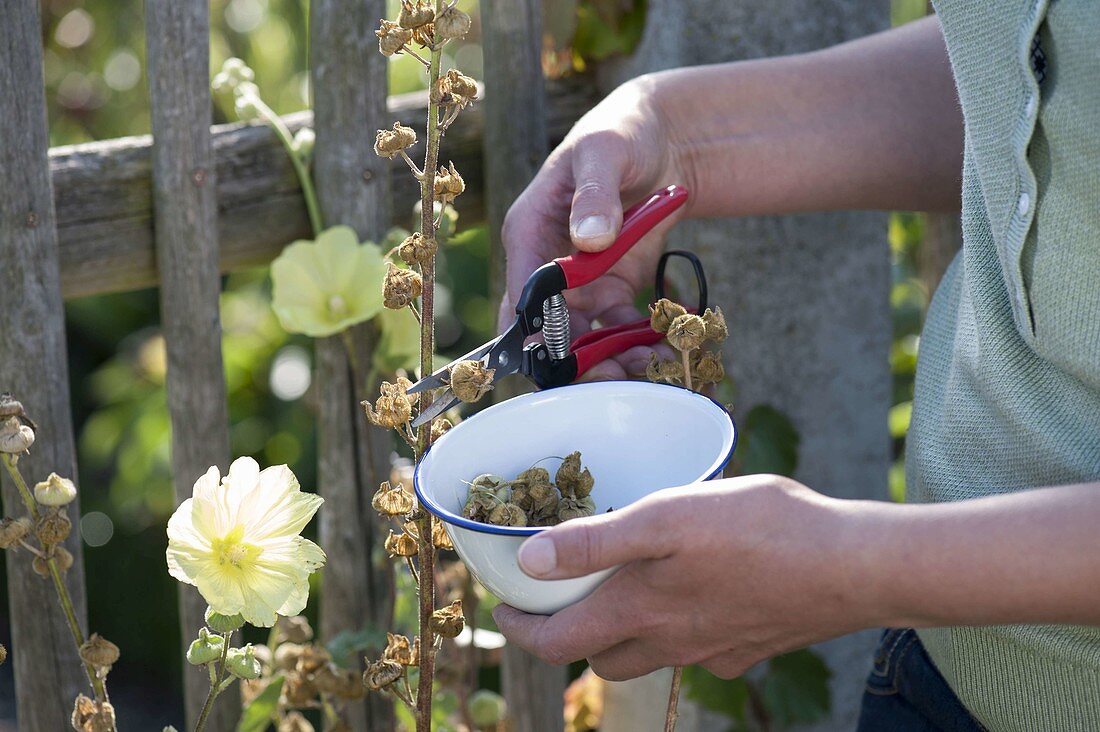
<box><xmin>462</xmin><ymin>451</ymin><xmax>597</xmax><ymax>527</ymax></box>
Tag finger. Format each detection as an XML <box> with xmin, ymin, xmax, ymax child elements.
<box><xmin>576</xmin><ymin>359</ymin><xmax>629</xmax><ymax>383</ymax></box>
<box><xmin>587</xmin><ymin>639</ymin><xmax>667</xmax><ymax>682</ymax></box>
<box><xmin>568</xmin><ymin>133</ymin><xmax>630</xmax><ymax>252</ymax></box>
<box><xmin>492</xmin><ymin>593</ymin><xmax>633</xmax><ymax>666</ymax></box>
<box><xmin>699</xmin><ymin>651</ymin><xmax>754</xmax><ymax>680</ymax></box>
<box><xmin>516</xmin><ymin>499</ymin><xmax>674</xmax><ymax>580</ymax></box>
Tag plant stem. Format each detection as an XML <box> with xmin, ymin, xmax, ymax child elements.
<box><xmin>0</xmin><ymin>455</ymin><xmax>110</xmax><ymax>707</ymax></box>
<box><xmin>194</xmin><ymin>630</ymin><xmax>233</xmax><ymax>732</ymax></box>
<box><xmin>664</xmin><ymin>666</ymin><xmax>683</xmax><ymax>732</ymax></box>
<box><xmin>413</xmin><ymin>8</ymin><xmax>445</xmax><ymax>729</ymax></box>
<box><xmin>255</xmin><ymin>100</ymin><xmax>324</xmax><ymax>236</ymax></box>
<box><xmin>681</xmin><ymin>349</ymin><xmax>694</xmax><ymax>391</ymax></box>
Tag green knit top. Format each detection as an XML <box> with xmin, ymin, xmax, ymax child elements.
<box><xmin>911</xmin><ymin>1</ymin><xmax>1100</xmax><ymax>729</ymax></box>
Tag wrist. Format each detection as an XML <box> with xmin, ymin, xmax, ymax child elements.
<box><xmin>827</xmin><ymin>497</ymin><xmax>922</xmax><ymax>630</ymax></box>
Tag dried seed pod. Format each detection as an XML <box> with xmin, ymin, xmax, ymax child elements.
<box><xmin>555</xmin><ymin>452</ymin><xmax>594</xmax><ymax>498</ymax></box>
<box><xmin>645</xmin><ymin>353</ymin><xmax>685</xmax><ymax>385</ymax></box>
<box><xmin>649</xmin><ymin>298</ymin><xmax>687</xmax><ymax>334</ymax></box>
<box><xmin>295</xmin><ymin>644</ymin><xmax>331</xmax><ymax>675</ymax></box>
<box><xmin>275</xmin><ymin>615</ymin><xmax>314</xmax><ymax>644</ymax></box>
<box><xmin>429</xmin><ymin>599</ymin><xmax>465</xmax><ymax>638</ymax></box>
<box><xmin>462</xmin><ymin>492</ymin><xmax>496</xmax><ymax>522</ymax></box>
<box><xmin>449</xmin><ymin>359</ymin><xmax>494</xmax><ymax>403</ymax></box>
<box><xmin>666</xmin><ymin>313</ymin><xmax>707</xmax><ymax>352</ymax></box>
<box><xmin>363</xmin><ymin>658</ymin><xmax>404</xmax><ymax>690</ymax></box>
<box><xmin>383</xmin><ymin>632</ymin><xmax>420</xmax><ymax>666</ymax></box>
<box><xmin>431</xmin><ymin>519</ymin><xmax>453</xmax><ymax>550</ymax></box>
<box><xmin>71</xmin><ymin>694</ymin><xmax>116</xmax><ymax>732</ymax></box>
<box><xmin>0</xmin><ymin>416</ymin><xmax>34</xmax><ymax>454</ymax></box>
<box><xmin>332</xmin><ymin>668</ymin><xmax>367</xmax><ymax>700</ymax></box>
<box><xmin>274</xmin><ymin>642</ymin><xmax>305</xmax><ymax>671</ymax></box>
<box><xmin>278</xmin><ymin>711</ymin><xmax>315</xmax><ymax>732</ymax></box>
<box><xmin>383</xmin><ymin>262</ymin><xmax>423</xmax><ymax>310</ymax></box>
<box><xmin>363</xmin><ymin>377</ymin><xmax>415</xmax><ymax>429</ymax></box>
<box><xmin>374</xmin><ymin>121</ymin><xmax>417</xmax><ymax>159</ymax></box>
<box><xmin>558</xmin><ymin>496</ymin><xmax>597</xmax><ymax>522</ymax></box>
<box><xmin>35</xmin><ymin>510</ymin><xmax>71</xmax><ymax>546</ymax></box>
<box><xmin>31</xmin><ymin>554</ymin><xmax>50</xmax><ymax>577</ymax></box>
<box><xmin>311</xmin><ymin>662</ymin><xmax>340</xmax><ymax>693</ymax></box>
<box><xmin>430</xmin><ymin>417</ymin><xmax>452</xmax><ymax>444</ymax></box>
<box><xmin>283</xmin><ymin>671</ymin><xmax>319</xmax><ymax>707</ymax></box>
<box><xmin>54</xmin><ymin>545</ymin><xmax>74</xmax><ymax>572</ymax></box>
<box><xmin>80</xmin><ymin>633</ymin><xmax>120</xmax><ymax>671</ymax></box>
<box><xmin>398</xmin><ymin>232</ymin><xmax>438</xmax><ymax>267</ymax></box>
<box><xmin>433</xmin><ymin>161</ymin><xmax>466</xmax><ymax>204</ymax></box>
<box><xmin>0</xmin><ymin>643</ymin><xmax>6</xmax><ymax>666</ymax></box>
<box><xmin>385</xmin><ymin>530</ymin><xmax>419</xmax><ymax>557</ymax></box>
<box><xmin>702</xmin><ymin>306</ymin><xmax>728</xmax><ymax>342</ymax></box>
<box><xmin>529</xmin><ymin>495</ymin><xmax>562</xmax><ymax>526</ymax></box>
<box><xmin>435</xmin><ymin>4</ymin><xmax>472</xmax><ymax>39</ymax></box>
<box><xmin>0</xmin><ymin>394</ymin><xmax>25</xmax><ymax>419</ymax></box>
<box><xmin>692</xmin><ymin>350</ymin><xmax>725</xmax><ymax>385</ymax></box>
<box><xmin>435</xmin><ymin>68</ymin><xmax>478</xmax><ymax>105</ymax></box>
<box><xmin>397</xmin><ymin>0</ymin><xmax>434</xmax><ymax>28</ymax></box>
<box><xmin>34</xmin><ymin>473</ymin><xmax>78</xmax><ymax>507</ymax></box>
<box><xmin>375</xmin><ymin>19</ymin><xmax>413</xmax><ymax>56</ymax></box>
<box><xmin>488</xmin><ymin>502</ymin><xmax>527</xmax><ymax>527</ymax></box>
<box><xmin>372</xmin><ymin>481</ymin><xmax>414</xmax><ymax>517</ymax></box>
<box><xmin>470</xmin><ymin>473</ymin><xmax>506</xmax><ymax>493</ymax></box>
<box><xmin>0</xmin><ymin>516</ymin><xmax>31</xmax><ymax>549</ymax></box>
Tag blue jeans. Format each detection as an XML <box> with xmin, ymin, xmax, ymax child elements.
<box><xmin>857</xmin><ymin>628</ymin><xmax>986</xmax><ymax>732</ymax></box>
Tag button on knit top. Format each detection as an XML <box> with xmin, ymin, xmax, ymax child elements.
<box><xmin>911</xmin><ymin>1</ymin><xmax>1100</xmax><ymax>729</ymax></box>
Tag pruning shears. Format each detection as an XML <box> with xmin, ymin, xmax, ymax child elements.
<box><xmin>408</xmin><ymin>184</ymin><xmax>706</xmax><ymax>427</ymax></box>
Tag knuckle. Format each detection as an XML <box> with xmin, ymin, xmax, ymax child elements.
<box><xmin>541</xmin><ymin>644</ymin><xmax>572</xmax><ymax>667</ymax></box>
<box><xmin>569</xmin><ymin>521</ymin><xmax>603</xmax><ymax>572</ymax></box>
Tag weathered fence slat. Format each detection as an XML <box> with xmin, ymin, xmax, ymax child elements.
<box><xmin>310</xmin><ymin>0</ymin><xmax>395</xmax><ymax>728</ymax></box>
<box><xmin>144</xmin><ymin>0</ymin><xmax>236</xmax><ymax>728</ymax></box>
<box><xmin>50</xmin><ymin>80</ymin><xmax>597</xmax><ymax>300</ymax></box>
<box><xmin>479</xmin><ymin>1</ymin><xmax>568</xmax><ymax>729</ymax></box>
<box><xmin>0</xmin><ymin>2</ymin><xmax>91</xmax><ymax>727</ymax></box>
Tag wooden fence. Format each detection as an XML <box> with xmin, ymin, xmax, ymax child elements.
<box><xmin>0</xmin><ymin>0</ymin><xmax>578</xmax><ymax>728</ymax></box>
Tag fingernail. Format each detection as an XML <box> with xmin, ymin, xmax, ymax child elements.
<box><xmin>572</xmin><ymin>215</ymin><xmax>611</xmax><ymax>241</ymax></box>
<box><xmin>518</xmin><ymin>535</ymin><xmax>557</xmax><ymax>577</ymax></box>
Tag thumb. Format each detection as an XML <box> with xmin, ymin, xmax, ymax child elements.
<box><xmin>568</xmin><ymin>135</ymin><xmax>628</xmax><ymax>252</ymax></box>
<box><xmin>517</xmin><ymin>500</ymin><xmax>671</xmax><ymax>580</ymax></box>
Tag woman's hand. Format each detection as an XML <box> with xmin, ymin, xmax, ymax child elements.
<box><xmin>492</xmin><ymin>475</ymin><xmax>880</xmax><ymax>681</ymax></box>
<box><xmin>498</xmin><ymin>76</ymin><xmax>690</xmax><ymax>380</ymax></box>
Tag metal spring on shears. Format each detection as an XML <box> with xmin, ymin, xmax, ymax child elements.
<box><xmin>542</xmin><ymin>294</ymin><xmax>571</xmax><ymax>360</ymax></box>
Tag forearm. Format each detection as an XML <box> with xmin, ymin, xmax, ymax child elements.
<box><xmin>847</xmin><ymin>483</ymin><xmax>1100</xmax><ymax>628</ymax></box>
<box><xmin>647</xmin><ymin>16</ymin><xmax>963</xmax><ymax>217</ymax></box>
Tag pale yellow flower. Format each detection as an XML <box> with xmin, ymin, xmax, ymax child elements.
<box><xmin>166</xmin><ymin>457</ymin><xmax>325</xmax><ymax>627</ymax></box>
<box><xmin>270</xmin><ymin>225</ymin><xmax>386</xmax><ymax>337</ymax></box>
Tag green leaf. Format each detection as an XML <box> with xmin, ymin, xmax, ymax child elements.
<box><xmin>735</xmin><ymin>405</ymin><xmax>800</xmax><ymax>477</ymax></box>
<box><xmin>235</xmin><ymin>675</ymin><xmax>284</xmax><ymax>732</ymax></box>
<box><xmin>326</xmin><ymin>626</ymin><xmax>388</xmax><ymax>668</ymax></box>
<box><xmin>760</xmin><ymin>650</ymin><xmax>832</xmax><ymax>727</ymax></box>
<box><xmin>888</xmin><ymin>401</ymin><xmax>912</xmax><ymax>439</ymax></box>
<box><xmin>682</xmin><ymin>665</ymin><xmax>749</xmax><ymax>725</ymax></box>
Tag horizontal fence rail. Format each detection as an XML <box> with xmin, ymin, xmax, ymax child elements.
<box><xmin>49</xmin><ymin>80</ymin><xmax>595</xmax><ymax>300</ymax></box>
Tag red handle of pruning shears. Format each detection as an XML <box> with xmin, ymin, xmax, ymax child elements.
<box><xmin>553</xmin><ymin>185</ymin><xmax>689</xmax><ymax>290</ymax></box>
<box><xmin>571</xmin><ymin>318</ymin><xmax>665</xmax><ymax>377</ymax></box>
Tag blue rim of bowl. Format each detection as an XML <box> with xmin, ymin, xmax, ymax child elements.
<box><xmin>413</xmin><ymin>380</ymin><xmax>738</xmax><ymax>537</ymax></box>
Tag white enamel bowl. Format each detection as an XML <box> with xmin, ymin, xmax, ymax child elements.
<box><xmin>414</xmin><ymin>381</ymin><xmax>736</xmax><ymax>615</ymax></box>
